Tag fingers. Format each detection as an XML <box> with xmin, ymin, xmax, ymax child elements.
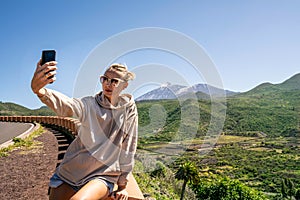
<box><xmin>114</xmin><ymin>192</ymin><xmax>128</xmax><ymax>200</ymax></box>
<box><xmin>45</xmin><ymin>69</ymin><xmax>57</xmax><ymax>78</ymax></box>
<box><xmin>35</xmin><ymin>60</ymin><xmax>57</xmax><ymax>78</ymax></box>
<box><xmin>31</xmin><ymin>60</ymin><xmax>58</xmax><ymax>94</ymax></box>
<box><xmin>44</xmin><ymin>64</ymin><xmax>58</xmax><ymax>75</ymax></box>
<box><xmin>36</xmin><ymin>60</ymin><xmax>57</xmax><ymax>73</ymax></box>
<box><xmin>35</xmin><ymin>65</ymin><xmax>57</xmax><ymax>83</ymax></box>
<box><xmin>116</xmin><ymin>196</ymin><xmax>128</xmax><ymax>200</ymax></box>
<box><xmin>31</xmin><ymin>73</ymin><xmax>55</xmax><ymax>94</ymax></box>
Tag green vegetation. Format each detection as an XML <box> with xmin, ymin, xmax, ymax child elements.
<box><xmin>133</xmin><ymin>160</ymin><xmax>197</xmax><ymax>200</ymax></box>
<box><xmin>192</xmin><ymin>176</ymin><xmax>267</xmax><ymax>200</ymax></box>
<box><xmin>135</xmin><ymin>135</ymin><xmax>300</xmax><ymax>199</ymax></box>
<box><xmin>0</xmin><ymin>126</ymin><xmax>44</xmax><ymax>157</ymax></box>
<box><xmin>134</xmin><ymin>73</ymin><xmax>300</xmax><ymax>199</ymax></box>
<box><xmin>0</xmin><ymin>102</ymin><xmax>55</xmax><ymax>116</ymax></box>
<box><xmin>134</xmin><ymin>157</ymin><xmax>267</xmax><ymax>199</ymax></box>
<box><xmin>185</xmin><ymin>137</ymin><xmax>300</xmax><ymax>196</ymax></box>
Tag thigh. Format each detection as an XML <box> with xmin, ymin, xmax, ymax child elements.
<box><xmin>70</xmin><ymin>179</ymin><xmax>110</xmax><ymax>200</ymax></box>
<box><xmin>49</xmin><ymin>183</ymin><xmax>76</xmax><ymax>200</ymax></box>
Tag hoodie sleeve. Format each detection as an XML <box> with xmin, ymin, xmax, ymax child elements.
<box><xmin>38</xmin><ymin>88</ymin><xmax>85</xmax><ymax>121</ymax></box>
<box><xmin>117</xmin><ymin>103</ymin><xmax>138</xmax><ymax>186</ymax></box>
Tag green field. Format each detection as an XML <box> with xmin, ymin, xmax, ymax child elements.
<box><xmin>135</xmin><ymin>74</ymin><xmax>300</xmax><ymax>199</ymax></box>
<box><xmin>136</xmin><ymin>131</ymin><xmax>300</xmax><ymax>199</ymax></box>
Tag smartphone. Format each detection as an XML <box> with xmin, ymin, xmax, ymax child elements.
<box><xmin>41</xmin><ymin>50</ymin><xmax>56</xmax><ymax>82</ymax></box>
<box><xmin>41</xmin><ymin>50</ymin><xmax>56</xmax><ymax>65</ymax></box>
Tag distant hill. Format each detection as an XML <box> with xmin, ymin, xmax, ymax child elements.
<box><xmin>136</xmin><ymin>82</ymin><xmax>238</xmax><ymax>101</ymax></box>
<box><xmin>0</xmin><ymin>102</ymin><xmax>55</xmax><ymax>116</ymax></box>
<box><xmin>240</xmin><ymin>73</ymin><xmax>300</xmax><ymax>96</ymax></box>
<box><xmin>225</xmin><ymin>72</ymin><xmax>300</xmax><ymax>137</ymax></box>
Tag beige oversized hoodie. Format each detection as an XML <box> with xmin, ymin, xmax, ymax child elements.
<box><xmin>39</xmin><ymin>88</ymin><xmax>138</xmax><ymax>187</ymax></box>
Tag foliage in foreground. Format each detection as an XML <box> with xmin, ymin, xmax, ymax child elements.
<box><xmin>134</xmin><ymin>158</ymin><xmax>267</xmax><ymax>200</ymax></box>
<box><xmin>191</xmin><ymin>177</ymin><xmax>267</xmax><ymax>200</ymax></box>
<box><xmin>134</xmin><ymin>160</ymin><xmax>197</xmax><ymax>200</ymax></box>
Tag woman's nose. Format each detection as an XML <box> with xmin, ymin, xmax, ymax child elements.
<box><xmin>105</xmin><ymin>80</ymin><xmax>112</xmax><ymax>86</ymax></box>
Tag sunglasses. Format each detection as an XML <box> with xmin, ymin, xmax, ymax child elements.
<box><xmin>100</xmin><ymin>75</ymin><xmax>124</xmax><ymax>87</ymax></box>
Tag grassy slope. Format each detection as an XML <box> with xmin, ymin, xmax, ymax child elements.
<box><xmin>0</xmin><ymin>102</ymin><xmax>55</xmax><ymax>116</ymax></box>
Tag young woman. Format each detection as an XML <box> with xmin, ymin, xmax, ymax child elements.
<box><xmin>31</xmin><ymin>60</ymin><xmax>138</xmax><ymax>200</ymax></box>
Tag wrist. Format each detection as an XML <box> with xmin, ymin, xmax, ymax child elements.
<box><xmin>35</xmin><ymin>88</ymin><xmax>46</xmax><ymax>97</ymax></box>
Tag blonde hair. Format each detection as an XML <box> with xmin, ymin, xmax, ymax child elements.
<box><xmin>105</xmin><ymin>63</ymin><xmax>135</xmax><ymax>81</ymax></box>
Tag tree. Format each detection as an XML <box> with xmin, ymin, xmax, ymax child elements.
<box><xmin>175</xmin><ymin>161</ymin><xmax>199</xmax><ymax>200</ymax></box>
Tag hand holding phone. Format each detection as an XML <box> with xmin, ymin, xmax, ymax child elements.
<box><xmin>41</xmin><ymin>50</ymin><xmax>56</xmax><ymax>82</ymax></box>
<box><xmin>41</xmin><ymin>50</ymin><xmax>56</xmax><ymax>65</ymax></box>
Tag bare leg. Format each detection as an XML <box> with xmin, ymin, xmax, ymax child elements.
<box><xmin>70</xmin><ymin>179</ymin><xmax>110</xmax><ymax>200</ymax></box>
<box><xmin>49</xmin><ymin>183</ymin><xmax>76</xmax><ymax>200</ymax></box>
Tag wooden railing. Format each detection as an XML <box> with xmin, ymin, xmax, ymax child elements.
<box><xmin>0</xmin><ymin>115</ymin><xmax>80</xmax><ymax>135</ymax></box>
<box><xmin>0</xmin><ymin>116</ymin><xmax>144</xmax><ymax>200</ymax></box>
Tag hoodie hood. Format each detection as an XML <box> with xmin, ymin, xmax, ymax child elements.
<box><xmin>95</xmin><ymin>92</ymin><xmax>135</xmax><ymax>110</ymax></box>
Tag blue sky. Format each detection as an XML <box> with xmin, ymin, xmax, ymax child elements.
<box><xmin>0</xmin><ymin>1</ymin><xmax>299</xmax><ymax>109</ymax></box>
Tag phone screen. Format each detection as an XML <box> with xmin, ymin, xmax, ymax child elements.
<box><xmin>41</xmin><ymin>50</ymin><xmax>56</xmax><ymax>65</ymax></box>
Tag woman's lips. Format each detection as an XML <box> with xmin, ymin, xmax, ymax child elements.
<box><xmin>105</xmin><ymin>89</ymin><xmax>113</xmax><ymax>93</ymax></box>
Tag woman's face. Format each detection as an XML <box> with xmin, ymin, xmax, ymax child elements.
<box><xmin>101</xmin><ymin>70</ymin><xmax>128</xmax><ymax>101</ymax></box>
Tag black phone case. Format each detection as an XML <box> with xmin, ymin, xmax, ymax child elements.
<box><xmin>41</xmin><ymin>50</ymin><xmax>56</xmax><ymax>82</ymax></box>
<box><xmin>41</xmin><ymin>50</ymin><xmax>56</xmax><ymax>65</ymax></box>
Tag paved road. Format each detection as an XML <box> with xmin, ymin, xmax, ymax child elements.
<box><xmin>0</xmin><ymin>122</ymin><xmax>33</xmax><ymax>144</ymax></box>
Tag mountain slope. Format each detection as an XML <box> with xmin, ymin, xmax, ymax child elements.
<box><xmin>225</xmin><ymin>72</ymin><xmax>300</xmax><ymax>137</ymax></box>
<box><xmin>278</xmin><ymin>73</ymin><xmax>300</xmax><ymax>90</ymax></box>
<box><xmin>241</xmin><ymin>72</ymin><xmax>300</xmax><ymax>96</ymax></box>
<box><xmin>0</xmin><ymin>102</ymin><xmax>55</xmax><ymax>116</ymax></box>
<box><xmin>0</xmin><ymin>102</ymin><xmax>31</xmax><ymax>115</ymax></box>
<box><xmin>136</xmin><ymin>83</ymin><xmax>237</xmax><ymax>101</ymax></box>
<box><xmin>136</xmin><ymin>83</ymin><xmax>186</xmax><ymax>101</ymax></box>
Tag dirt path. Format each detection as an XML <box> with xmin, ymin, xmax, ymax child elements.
<box><xmin>0</xmin><ymin>130</ymin><xmax>58</xmax><ymax>200</ymax></box>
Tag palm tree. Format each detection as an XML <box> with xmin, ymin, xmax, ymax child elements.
<box><xmin>175</xmin><ymin>161</ymin><xmax>199</xmax><ymax>200</ymax></box>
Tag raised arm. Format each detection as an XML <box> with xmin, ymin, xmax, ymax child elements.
<box><xmin>31</xmin><ymin>60</ymin><xmax>84</xmax><ymax>119</ymax></box>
